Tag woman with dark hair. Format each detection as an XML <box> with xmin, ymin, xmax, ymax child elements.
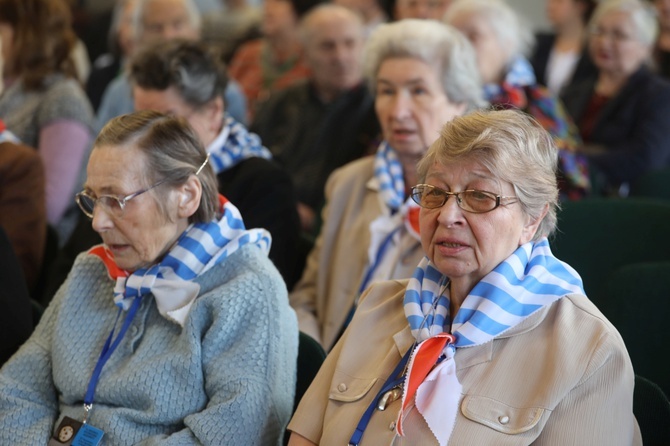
<box><xmin>531</xmin><ymin>0</ymin><xmax>598</xmax><ymax>95</ymax></box>
<box><xmin>0</xmin><ymin>110</ymin><xmax>298</xmax><ymax>445</ymax></box>
<box><xmin>0</xmin><ymin>0</ymin><xmax>94</xmax><ymax>242</ymax></box>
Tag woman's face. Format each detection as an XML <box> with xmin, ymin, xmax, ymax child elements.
<box><xmin>419</xmin><ymin>158</ymin><xmax>539</xmax><ymax>293</ymax></box>
<box><xmin>589</xmin><ymin>11</ymin><xmax>650</xmax><ymax>78</ymax></box>
<box><xmin>133</xmin><ymin>85</ymin><xmax>222</xmax><ymax>147</ymax></box>
<box><xmin>375</xmin><ymin>57</ymin><xmax>466</xmax><ymax>159</ymax></box>
<box><xmin>85</xmin><ymin>144</ymin><xmax>188</xmax><ymax>272</ymax></box>
<box><xmin>449</xmin><ymin>11</ymin><xmax>508</xmax><ymax>84</ymax></box>
<box><xmin>262</xmin><ymin>0</ymin><xmax>297</xmax><ymax>37</ymax></box>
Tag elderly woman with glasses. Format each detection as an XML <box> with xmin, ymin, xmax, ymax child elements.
<box><xmin>289</xmin><ymin>19</ymin><xmax>485</xmax><ymax>353</ymax></box>
<box><xmin>288</xmin><ymin>109</ymin><xmax>639</xmax><ymax>445</ymax></box>
<box><xmin>561</xmin><ymin>0</ymin><xmax>670</xmax><ymax>195</ymax></box>
<box><xmin>0</xmin><ymin>110</ymin><xmax>298</xmax><ymax>445</ymax></box>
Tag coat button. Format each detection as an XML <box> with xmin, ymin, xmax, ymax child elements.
<box><xmin>498</xmin><ymin>415</ymin><xmax>510</xmax><ymax>425</ymax></box>
<box><xmin>389</xmin><ymin>421</ymin><xmax>396</xmax><ymax>431</ymax></box>
<box><xmin>337</xmin><ymin>383</ymin><xmax>347</xmax><ymax>392</ymax></box>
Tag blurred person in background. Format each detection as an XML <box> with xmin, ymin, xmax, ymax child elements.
<box><xmin>446</xmin><ymin>0</ymin><xmax>590</xmax><ymax>199</ymax></box>
<box><xmin>561</xmin><ymin>0</ymin><xmax>670</xmax><ymax>195</ymax></box>
<box><xmin>229</xmin><ymin>0</ymin><xmax>325</xmax><ymax>122</ymax></box>
<box><xmin>531</xmin><ymin>0</ymin><xmax>598</xmax><ymax>95</ymax></box>
<box><xmin>86</xmin><ymin>0</ymin><xmax>139</xmax><ymax>112</ymax></box>
<box><xmin>289</xmin><ymin>19</ymin><xmax>485</xmax><ymax>351</ymax></box>
<box><xmin>95</xmin><ymin>0</ymin><xmax>247</xmax><ymax>130</ymax></box>
<box><xmin>0</xmin><ymin>0</ymin><xmax>95</xmax><ymax>243</ymax></box>
<box><xmin>252</xmin><ymin>4</ymin><xmax>380</xmax><ymax>233</ymax></box>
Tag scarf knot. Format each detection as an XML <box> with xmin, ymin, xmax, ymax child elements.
<box><xmin>397</xmin><ymin>238</ymin><xmax>584</xmax><ymax>445</ymax></box>
<box><xmin>207</xmin><ymin>115</ymin><xmax>272</xmax><ymax>174</ymax></box>
<box><xmin>89</xmin><ymin>195</ymin><xmax>271</xmax><ymax>326</ymax></box>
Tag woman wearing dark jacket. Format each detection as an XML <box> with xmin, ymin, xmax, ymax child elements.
<box><xmin>561</xmin><ymin>0</ymin><xmax>670</xmax><ymax>194</ymax></box>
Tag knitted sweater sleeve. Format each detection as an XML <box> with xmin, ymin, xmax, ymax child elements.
<box><xmin>0</xmin><ymin>291</ymin><xmax>61</xmax><ymax>443</ymax></box>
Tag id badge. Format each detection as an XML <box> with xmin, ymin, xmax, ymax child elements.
<box><xmin>48</xmin><ymin>416</ymin><xmax>104</xmax><ymax>446</ymax></box>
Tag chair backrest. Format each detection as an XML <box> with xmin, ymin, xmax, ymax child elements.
<box><xmin>295</xmin><ymin>331</ymin><xmax>326</xmax><ymax>412</ymax></box>
<box><xmin>550</xmin><ymin>197</ymin><xmax>670</xmax><ymax>296</ymax></box>
<box><xmin>629</xmin><ymin>167</ymin><xmax>670</xmax><ymax>201</ymax></box>
<box><xmin>285</xmin><ymin>332</ymin><xmax>327</xmax><ymax>445</ymax></box>
<box><xmin>595</xmin><ymin>262</ymin><xmax>670</xmax><ymax>399</ymax></box>
<box><xmin>633</xmin><ymin>375</ymin><xmax>670</xmax><ymax>446</ymax></box>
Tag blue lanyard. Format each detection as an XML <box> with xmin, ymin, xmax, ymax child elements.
<box><xmin>83</xmin><ymin>297</ymin><xmax>143</xmax><ymax>419</ymax></box>
<box><xmin>348</xmin><ymin>346</ymin><xmax>413</xmax><ymax>446</ymax></box>
<box><xmin>358</xmin><ymin>226</ymin><xmax>401</xmax><ymax>295</ymax></box>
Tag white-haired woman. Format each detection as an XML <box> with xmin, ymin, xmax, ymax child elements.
<box><xmin>288</xmin><ymin>109</ymin><xmax>640</xmax><ymax>445</ymax></box>
<box><xmin>289</xmin><ymin>19</ymin><xmax>485</xmax><ymax>352</ymax></box>
<box><xmin>445</xmin><ymin>0</ymin><xmax>589</xmax><ymax>199</ymax></box>
<box><xmin>561</xmin><ymin>0</ymin><xmax>670</xmax><ymax>194</ymax></box>
<box><xmin>0</xmin><ymin>111</ymin><xmax>298</xmax><ymax>444</ymax></box>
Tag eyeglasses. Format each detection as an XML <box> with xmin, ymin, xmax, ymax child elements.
<box><xmin>410</xmin><ymin>184</ymin><xmax>517</xmax><ymax>213</ymax></box>
<box><xmin>75</xmin><ymin>179</ymin><xmax>167</xmax><ymax>219</ymax></box>
<box><xmin>589</xmin><ymin>26</ymin><xmax>636</xmax><ymax>43</ymax></box>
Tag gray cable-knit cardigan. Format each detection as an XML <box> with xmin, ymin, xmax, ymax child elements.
<box><xmin>0</xmin><ymin>243</ymin><xmax>298</xmax><ymax>445</ymax></box>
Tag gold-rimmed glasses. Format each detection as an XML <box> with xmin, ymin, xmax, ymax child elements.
<box><xmin>410</xmin><ymin>183</ymin><xmax>518</xmax><ymax>213</ymax></box>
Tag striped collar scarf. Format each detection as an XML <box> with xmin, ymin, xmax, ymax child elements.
<box><xmin>89</xmin><ymin>195</ymin><xmax>271</xmax><ymax>327</ymax></box>
<box><xmin>371</xmin><ymin>140</ymin><xmax>420</xmax><ymax>238</ymax></box>
<box><xmin>366</xmin><ymin>142</ymin><xmax>420</xmax><ymax>284</ymax></box>
<box><xmin>207</xmin><ymin>115</ymin><xmax>272</xmax><ymax>174</ymax></box>
<box><xmin>397</xmin><ymin>238</ymin><xmax>584</xmax><ymax>445</ymax></box>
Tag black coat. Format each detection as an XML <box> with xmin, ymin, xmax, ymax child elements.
<box><xmin>561</xmin><ymin>66</ymin><xmax>670</xmax><ymax>186</ymax></box>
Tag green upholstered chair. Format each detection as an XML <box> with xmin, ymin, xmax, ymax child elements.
<box><xmin>629</xmin><ymin>167</ymin><xmax>670</xmax><ymax>201</ymax></box>
<box><xmin>594</xmin><ymin>262</ymin><xmax>670</xmax><ymax>399</ymax></box>
<box><xmin>633</xmin><ymin>375</ymin><xmax>670</xmax><ymax>446</ymax></box>
<box><xmin>550</xmin><ymin>198</ymin><xmax>670</xmax><ymax>296</ymax></box>
<box><xmin>285</xmin><ymin>331</ymin><xmax>327</xmax><ymax>445</ymax></box>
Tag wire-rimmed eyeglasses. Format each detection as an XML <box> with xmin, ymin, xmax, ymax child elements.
<box><xmin>410</xmin><ymin>184</ymin><xmax>518</xmax><ymax>213</ymax></box>
<box><xmin>75</xmin><ymin>179</ymin><xmax>167</xmax><ymax>219</ymax></box>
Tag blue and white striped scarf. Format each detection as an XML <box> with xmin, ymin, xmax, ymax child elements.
<box><xmin>374</xmin><ymin>141</ymin><xmax>405</xmax><ymax>211</ymax></box>
<box><xmin>365</xmin><ymin>142</ymin><xmax>420</xmax><ymax>287</ymax></box>
<box><xmin>207</xmin><ymin>115</ymin><xmax>272</xmax><ymax>174</ymax></box>
<box><xmin>398</xmin><ymin>238</ymin><xmax>584</xmax><ymax>445</ymax></box>
<box><xmin>483</xmin><ymin>55</ymin><xmax>537</xmax><ymax>101</ymax></box>
<box><xmin>93</xmin><ymin>196</ymin><xmax>271</xmax><ymax>326</ymax></box>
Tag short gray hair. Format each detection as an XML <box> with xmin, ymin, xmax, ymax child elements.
<box><xmin>94</xmin><ymin>110</ymin><xmax>219</xmax><ymax>224</ymax></box>
<box><xmin>132</xmin><ymin>0</ymin><xmax>202</xmax><ymax>41</ymax></box>
<box><xmin>444</xmin><ymin>0</ymin><xmax>535</xmax><ymax>59</ymax></box>
<box><xmin>589</xmin><ymin>0</ymin><xmax>658</xmax><ymax>47</ymax></box>
<box><xmin>363</xmin><ymin>19</ymin><xmax>486</xmax><ymax>112</ymax></box>
<box><xmin>417</xmin><ymin>109</ymin><xmax>559</xmax><ymax>239</ymax></box>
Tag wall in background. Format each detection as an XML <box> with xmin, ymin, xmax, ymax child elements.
<box><xmin>507</xmin><ymin>0</ymin><xmax>551</xmax><ymax>32</ymax></box>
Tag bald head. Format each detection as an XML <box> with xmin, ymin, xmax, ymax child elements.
<box><xmin>300</xmin><ymin>4</ymin><xmax>366</xmax><ymax>101</ymax></box>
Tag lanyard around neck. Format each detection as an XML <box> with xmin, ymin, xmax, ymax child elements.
<box><xmin>82</xmin><ymin>296</ymin><xmax>143</xmax><ymax>422</ymax></box>
<box><xmin>348</xmin><ymin>345</ymin><xmax>412</xmax><ymax>446</ymax></box>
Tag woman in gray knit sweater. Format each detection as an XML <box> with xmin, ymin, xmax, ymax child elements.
<box><xmin>0</xmin><ymin>111</ymin><xmax>298</xmax><ymax>445</ymax></box>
